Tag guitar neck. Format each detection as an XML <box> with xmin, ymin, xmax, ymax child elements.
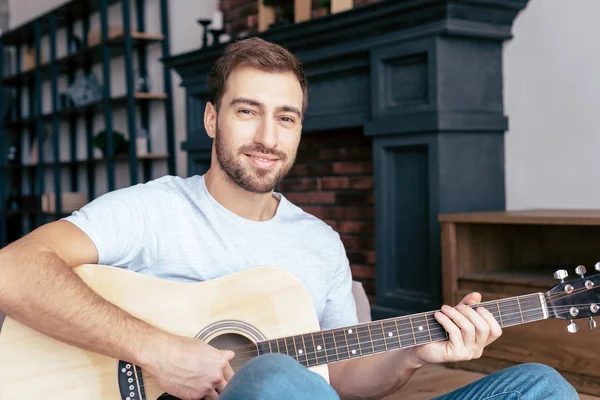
<box><xmin>256</xmin><ymin>292</ymin><xmax>548</xmax><ymax>367</ymax></box>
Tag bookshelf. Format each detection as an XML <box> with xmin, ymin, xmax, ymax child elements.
<box><xmin>0</xmin><ymin>0</ymin><xmax>175</xmax><ymax>246</ymax></box>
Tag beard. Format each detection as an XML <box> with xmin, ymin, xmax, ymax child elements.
<box><xmin>214</xmin><ymin>124</ymin><xmax>296</xmax><ymax>193</ymax></box>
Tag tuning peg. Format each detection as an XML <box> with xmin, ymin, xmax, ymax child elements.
<box><xmin>567</xmin><ymin>320</ymin><xmax>579</xmax><ymax>333</ymax></box>
<box><xmin>576</xmin><ymin>265</ymin><xmax>587</xmax><ymax>278</ymax></box>
<box><xmin>589</xmin><ymin>317</ymin><xmax>597</xmax><ymax>330</ymax></box>
<box><xmin>554</xmin><ymin>269</ymin><xmax>568</xmax><ymax>283</ymax></box>
<box><xmin>595</xmin><ymin>262</ymin><xmax>600</xmax><ymax>272</ymax></box>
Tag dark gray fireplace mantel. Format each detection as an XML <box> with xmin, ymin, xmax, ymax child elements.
<box><xmin>163</xmin><ymin>0</ymin><xmax>529</xmax><ymax>319</ymax></box>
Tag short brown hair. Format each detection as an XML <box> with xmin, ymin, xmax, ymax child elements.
<box><xmin>207</xmin><ymin>37</ymin><xmax>308</xmax><ymax>115</ymax></box>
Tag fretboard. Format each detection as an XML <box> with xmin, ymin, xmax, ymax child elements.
<box><xmin>256</xmin><ymin>293</ymin><xmax>546</xmax><ymax>367</ymax></box>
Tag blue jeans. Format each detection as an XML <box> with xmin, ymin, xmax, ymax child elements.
<box><xmin>219</xmin><ymin>353</ymin><xmax>579</xmax><ymax>400</ymax></box>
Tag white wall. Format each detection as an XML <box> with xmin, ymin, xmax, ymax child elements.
<box><xmin>504</xmin><ymin>0</ymin><xmax>600</xmax><ymax>209</ymax></box>
<box><xmin>8</xmin><ymin>0</ymin><xmax>218</xmax><ymax>196</ymax></box>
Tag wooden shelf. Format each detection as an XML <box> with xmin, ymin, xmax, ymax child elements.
<box><xmin>440</xmin><ymin>209</ymin><xmax>600</xmax><ymax>396</ymax></box>
<box><xmin>439</xmin><ymin>209</ymin><xmax>600</xmax><ymax>225</ymax></box>
<box><xmin>3</xmin><ymin>32</ymin><xmax>164</xmax><ymax>86</ymax></box>
<box><xmin>11</xmin><ymin>152</ymin><xmax>170</xmax><ymax>169</ymax></box>
<box><xmin>1</xmin><ymin>0</ymin><xmax>125</xmax><ymax>45</ymax></box>
<box><xmin>4</xmin><ymin>92</ymin><xmax>167</xmax><ymax>129</ymax></box>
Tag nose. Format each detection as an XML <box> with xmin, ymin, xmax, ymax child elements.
<box><xmin>254</xmin><ymin>117</ymin><xmax>278</xmax><ymax>150</ymax></box>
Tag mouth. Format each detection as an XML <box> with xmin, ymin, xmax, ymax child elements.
<box><xmin>245</xmin><ymin>153</ymin><xmax>280</xmax><ymax>170</ymax></box>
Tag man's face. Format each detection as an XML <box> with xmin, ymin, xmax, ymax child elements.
<box><xmin>210</xmin><ymin>66</ymin><xmax>303</xmax><ymax>193</ymax></box>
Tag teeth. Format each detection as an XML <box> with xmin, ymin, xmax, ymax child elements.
<box><xmin>252</xmin><ymin>155</ymin><xmax>274</xmax><ymax>162</ymax></box>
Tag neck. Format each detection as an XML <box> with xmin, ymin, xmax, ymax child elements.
<box><xmin>204</xmin><ymin>167</ymin><xmax>278</xmax><ymax>221</ymax></box>
<box><xmin>255</xmin><ymin>293</ymin><xmax>548</xmax><ymax>368</ymax></box>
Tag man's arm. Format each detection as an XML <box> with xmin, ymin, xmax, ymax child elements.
<box><xmin>0</xmin><ymin>220</ymin><xmax>234</xmax><ymax>400</ymax></box>
<box><xmin>328</xmin><ymin>292</ymin><xmax>502</xmax><ymax>400</ymax></box>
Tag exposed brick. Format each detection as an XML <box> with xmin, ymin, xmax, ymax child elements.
<box><xmin>285</xmin><ymin>191</ymin><xmax>337</xmax><ymax>205</ymax></box>
<box><xmin>335</xmin><ymin>192</ymin><xmax>368</xmax><ymax>204</ymax></box>
<box><xmin>287</xmin><ymin>164</ymin><xmax>308</xmax><ymax>178</ymax></box>
<box><xmin>347</xmin><ymin>251</ymin><xmax>371</xmax><ymax>265</ymax></box>
<box><xmin>321</xmin><ymin>177</ymin><xmax>350</xmax><ymax>190</ymax></box>
<box><xmin>335</xmin><ymin>206</ymin><xmax>374</xmax><ymax>220</ymax></box>
<box><xmin>320</xmin><ymin>147</ymin><xmax>371</xmax><ymax>161</ymax></box>
<box><xmin>340</xmin><ymin>235</ymin><xmax>375</xmax><ymax>251</ymax></box>
<box><xmin>279</xmin><ymin>177</ymin><xmax>320</xmax><ymax>191</ymax></box>
<box><xmin>306</xmin><ymin>163</ymin><xmax>334</xmax><ymax>176</ymax></box>
<box><xmin>337</xmin><ymin>221</ymin><xmax>375</xmax><ymax>234</ymax></box>
<box><xmin>333</xmin><ymin>161</ymin><xmax>372</xmax><ymax>175</ymax></box>
<box><xmin>350</xmin><ymin>265</ymin><xmax>375</xmax><ymax>279</ymax></box>
<box><xmin>301</xmin><ymin>205</ymin><xmax>325</xmax><ymax>219</ymax></box>
<box><xmin>323</xmin><ymin>219</ymin><xmax>338</xmax><ymax>230</ymax></box>
<box><xmin>367</xmin><ymin>251</ymin><xmax>376</xmax><ymax>264</ymax></box>
<box><xmin>350</xmin><ymin>176</ymin><xmax>373</xmax><ymax>190</ymax></box>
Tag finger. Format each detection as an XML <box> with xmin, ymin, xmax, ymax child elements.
<box><xmin>216</xmin><ymin>377</ymin><xmax>227</xmax><ymax>394</ymax></box>
<box><xmin>476</xmin><ymin>307</ymin><xmax>503</xmax><ymax>345</ymax></box>
<box><xmin>204</xmin><ymin>389</ymin><xmax>220</xmax><ymax>400</ymax></box>
<box><xmin>434</xmin><ymin>306</ymin><xmax>466</xmax><ymax>349</ymax></box>
<box><xmin>223</xmin><ymin>361</ymin><xmax>235</xmax><ymax>382</ymax></box>
<box><xmin>457</xmin><ymin>304</ymin><xmax>491</xmax><ymax>348</ymax></box>
<box><xmin>442</xmin><ymin>304</ymin><xmax>476</xmax><ymax>348</ymax></box>
<box><xmin>459</xmin><ymin>292</ymin><xmax>482</xmax><ymax>306</ymax></box>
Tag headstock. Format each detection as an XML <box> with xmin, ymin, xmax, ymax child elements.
<box><xmin>545</xmin><ymin>262</ymin><xmax>600</xmax><ymax>333</ymax></box>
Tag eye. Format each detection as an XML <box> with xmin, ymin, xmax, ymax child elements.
<box><xmin>238</xmin><ymin>109</ymin><xmax>253</xmax><ymax>115</ymax></box>
<box><xmin>280</xmin><ymin>116</ymin><xmax>295</xmax><ymax>124</ymax></box>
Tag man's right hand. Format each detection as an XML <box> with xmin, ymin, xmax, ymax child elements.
<box><xmin>143</xmin><ymin>335</ymin><xmax>236</xmax><ymax>400</ymax></box>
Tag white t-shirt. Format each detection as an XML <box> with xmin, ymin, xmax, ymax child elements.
<box><xmin>64</xmin><ymin>174</ymin><xmax>358</xmax><ymax>330</ymax></box>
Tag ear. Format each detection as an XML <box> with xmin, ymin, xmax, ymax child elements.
<box><xmin>204</xmin><ymin>102</ymin><xmax>217</xmax><ymax>139</ymax></box>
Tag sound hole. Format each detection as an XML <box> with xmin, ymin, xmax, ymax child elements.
<box><xmin>157</xmin><ymin>333</ymin><xmax>259</xmax><ymax>399</ymax></box>
<box><xmin>208</xmin><ymin>333</ymin><xmax>259</xmax><ymax>372</ymax></box>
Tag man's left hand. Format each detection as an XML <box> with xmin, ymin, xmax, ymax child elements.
<box><xmin>410</xmin><ymin>292</ymin><xmax>502</xmax><ymax>366</ymax></box>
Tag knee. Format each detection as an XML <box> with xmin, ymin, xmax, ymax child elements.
<box><xmin>240</xmin><ymin>353</ymin><xmax>305</xmax><ymax>376</ymax></box>
<box><xmin>514</xmin><ymin>363</ymin><xmax>578</xmax><ymax>399</ymax></box>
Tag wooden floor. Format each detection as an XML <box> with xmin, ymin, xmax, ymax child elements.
<box><xmin>382</xmin><ymin>364</ymin><xmax>598</xmax><ymax>399</ymax></box>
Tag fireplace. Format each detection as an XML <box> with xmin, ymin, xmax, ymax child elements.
<box><xmin>163</xmin><ymin>0</ymin><xmax>529</xmax><ymax>319</ymax></box>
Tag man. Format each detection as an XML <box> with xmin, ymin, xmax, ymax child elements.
<box><xmin>0</xmin><ymin>37</ymin><xmax>577</xmax><ymax>400</ymax></box>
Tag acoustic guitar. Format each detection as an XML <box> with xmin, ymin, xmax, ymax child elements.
<box><xmin>0</xmin><ymin>263</ymin><xmax>598</xmax><ymax>399</ymax></box>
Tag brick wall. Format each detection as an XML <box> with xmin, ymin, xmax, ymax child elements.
<box><xmin>221</xmin><ymin>0</ymin><xmax>380</xmax><ymax>34</ymax></box>
<box><xmin>279</xmin><ymin>128</ymin><xmax>376</xmax><ymax>303</ymax></box>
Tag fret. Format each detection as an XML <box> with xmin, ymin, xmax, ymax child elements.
<box><xmin>344</xmin><ymin>326</ymin><xmax>361</xmax><ymax>358</ymax></box>
<box><xmin>393</xmin><ymin>318</ymin><xmax>403</xmax><ymax>348</ymax></box>
<box><xmin>355</xmin><ymin>324</ymin><xmax>375</xmax><ymax>356</ymax></box>
<box><xmin>306</xmin><ymin>333</ymin><xmax>318</xmax><ymax>367</ymax></box>
<box><xmin>323</xmin><ymin>330</ymin><xmax>339</xmax><ymax>363</ymax></box>
<box><xmin>294</xmin><ymin>334</ymin><xmax>309</xmax><ymax>367</ymax></box>
<box><xmin>369</xmin><ymin>321</ymin><xmax>386</xmax><ymax>353</ymax></box>
<box><xmin>519</xmin><ymin>294</ymin><xmax>544</xmax><ymax>323</ymax></box>
<box><xmin>498</xmin><ymin>298</ymin><xmax>521</xmax><ymax>327</ymax></box>
<box><xmin>495</xmin><ymin>301</ymin><xmax>503</xmax><ymax>326</ymax></box>
<box><xmin>276</xmin><ymin>338</ymin><xmax>287</xmax><ymax>356</ymax></box>
<box><xmin>382</xmin><ymin>320</ymin><xmax>402</xmax><ymax>350</ymax></box>
<box><xmin>256</xmin><ymin>341</ymin><xmax>271</xmax><ymax>355</ymax></box>
<box><xmin>284</xmin><ymin>337</ymin><xmax>298</xmax><ymax>362</ymax></box>
<box><xmin>424</xmin><ymin>313</ymin><xmax>433</xmax><ymax>342</ymax></box>
<box><xmin>406</xmin><ymin>316</ymin><xmax>418</xmax><ymax>346</ymax></box>
<box><xmin>335</xmin><ymin>328</ymin><xmax>350</xmax><ymax>360</ymax></box>
<box><xmin>319</xmin><ymin>331</ymin><xmax>330</xmax><ymax>364</ymax></box>
<box><xmin>516</xmin><ymin>297</ymin><xmax>524</xmax><ymax>323</ymax></box>
<box><xmin>308</xmin><ymin>332</ymin><xmax>325</xmax><ymax>366</ymax></box>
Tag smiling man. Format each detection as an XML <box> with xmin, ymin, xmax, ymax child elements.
<box><xmin>0</xmin><ymin>37</ymin><xmax>578</xmax><ymax>400</ymax></box>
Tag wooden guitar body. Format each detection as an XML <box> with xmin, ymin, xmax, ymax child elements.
<box><xmin>0</xmin><ymin>264</ymin><xmax>326</xmax><ymax>399</ymax></box>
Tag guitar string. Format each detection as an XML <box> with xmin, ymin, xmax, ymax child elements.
<box><xmin>131</xmin><ymin>303</ymin><xmax>558</xmax><ymax>387</ymax></box>
<box><xmin>131</xmin><ymin>301</ymin><xmax>593</xmax><ymax>392</ymax></box>
<box><xmin>130</xmin><ymin>286</ymin><xmax>599</xmax><ymax>389</ymax></box>
<box><xmin>132</xmin><ymin>290</ymin><xmax>591</xmax><ymax>374</ymax></box>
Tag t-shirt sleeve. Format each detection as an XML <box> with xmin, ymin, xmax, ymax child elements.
<box><xmin>319</xmin><ymin>236</ymin><xmax>359</xmax><ymax>330</ymax></box>
<box><xmin>62</xmin><ymin>183</ymin><xmax>170</xmax><ymax>268</ymax></box>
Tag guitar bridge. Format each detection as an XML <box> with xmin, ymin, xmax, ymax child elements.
<box><xmin>118</xmin><ymin>360</ymin><xmax>146</xmax><ymax>400</ymax></box>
